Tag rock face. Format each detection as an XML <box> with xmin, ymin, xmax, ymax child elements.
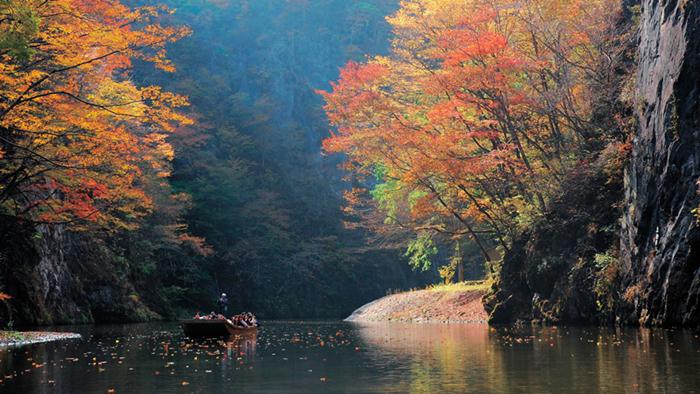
<box><xmin>484</xmin><ymin>164</ymin><xmax>623</xmax><ymax>325</ymax></box>
<box><xmin>620</xmin><ymin>0</ymin><xmax>700</xmax><ymax>326</ymax></box>
<box><xmin>486</xmin><ymin>0</ymin><xmax>700</xmax><ymax>327</ymax></box>
<box><xmin>0</xmin><ymin>216</ymin><xmax>160</xmax><ymax>326</ymax></box>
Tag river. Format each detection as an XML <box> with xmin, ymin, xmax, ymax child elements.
<box><xmin>1</xmin><ymin>321</ymin><xmax>698</xmax><ymax>393</ymax></box>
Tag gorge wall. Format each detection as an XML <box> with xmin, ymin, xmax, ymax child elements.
<box><xmin>486</xmin><ymin>0</ymin><xmax>700</xmax><ymax>327</ymax></box>
<box><xmin>0</xmin><ymin>218</ymin><xmax>160</xmax><ymax>326</ymax></box>
<box><xmin>619</xmin><ymin>0</ymin><xmax>700</xmax><ymax>326</ymax></box>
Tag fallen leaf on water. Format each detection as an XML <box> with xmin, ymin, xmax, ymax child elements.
<box><xmin>181</xmin><ymin>381</ymin><xmax>190</xmax><ymax>386</ymax></box>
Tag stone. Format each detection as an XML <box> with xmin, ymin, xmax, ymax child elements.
<box><xmin>620</xmin><ymin>0</ymin><xmax>700</xmax><ymax>326</ymax></box>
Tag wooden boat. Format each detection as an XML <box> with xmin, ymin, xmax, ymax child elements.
<box><xmin>181</xmin><ymin>319</ymin><xmax>257</xmax><ymax>338</ymax></box>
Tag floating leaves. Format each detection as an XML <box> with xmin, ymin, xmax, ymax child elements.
<box><xmin>4</xmin><ymin>319</ymin><xmax>697</xmax><ymax>393</ymax></box>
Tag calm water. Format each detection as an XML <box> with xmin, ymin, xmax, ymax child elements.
<box><xmin>1</xmin><ymin>321</ymin><xmax>699</xmax><ymax>393</ymax></box>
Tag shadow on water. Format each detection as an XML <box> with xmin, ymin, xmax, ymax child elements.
<box><xmin>0</xmin><ymin>322</ymin><xmax>699</xmax><ymax>393</ymax></box>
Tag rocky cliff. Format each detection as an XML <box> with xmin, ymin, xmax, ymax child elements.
<box><xmin>484</xmin><ymin>157</ymin><xmax>624</xmax><ymax>325</ymax></box>
<box><xmin>619</xmin><ymin>0</ymin><xmax>700</xmax><ymax>326</ymax></box>
<box><xmin>0</xmin><ymin>216</ymin><xmax>160</xmax><ymax>326</ymax></box>
<box><xmin>486</xmin><ymin>0</ymin><xmax>700</xmax><ymax>327</ymax></box>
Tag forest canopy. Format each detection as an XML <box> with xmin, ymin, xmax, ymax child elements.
<box><xmin>0</xmin><ymin>0</ymin><xmax>191</xmax><ymax>231</ymax></box>
<box><xmin>319</xmin><ymin>0</ymin><xmax>632</xmax><ymax>279</ymax></box>
<box><xmin>0</xmin><ymin>0</ymin><xmax>640</xmax><ymax>323</ymax></box>
<box><xmin>0</xmin><ymin>0</ymin><xmax>430</xmax><ymax>321</ymax></box>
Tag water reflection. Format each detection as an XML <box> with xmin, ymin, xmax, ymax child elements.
<box><xmin>0</xmin><ymin>322</ymin><xmax>698</xmax><ymax>393</ymax></box>
<box><xmin>356</xmin><ymin>323</ymin><xmax>493</xmax><ymax>393</ymax></box>
<box><xmin>353</xmin><ymin>323</ymin><xmax>700</xmax><ymax>393</ymax></box>
<box><xmin>223</xmin><ymin>332</ymin><xmax>258</xmax><ymax>362</ymax></box>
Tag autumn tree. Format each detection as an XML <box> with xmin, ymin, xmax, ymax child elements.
<box><xmin>0</xmin><ymin>0</ymin><xmax>191</xmax><ymax>230</ymax></box>
<box><xmin>320</xmin><ymin>0</ymin><xmax>620</xmax><ymax>270</ymax></box>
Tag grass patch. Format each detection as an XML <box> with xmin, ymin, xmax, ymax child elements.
<box><xmin>0</xmin><ymin>331</ymin><xmax>27</xmax><ymax>342</ymax></box>
<box><xmin>383</xmin><ymin>280</ymin><xmax>491</xmax><ymax>296</ymax></box>
<box><xmin>426</xmin><ymin>280</ymin><xmax>490</xmax><ymax>293</ymax></box>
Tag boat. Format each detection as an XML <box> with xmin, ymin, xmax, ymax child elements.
<box><xmin>181</xmin><ymin>319</ymin><xmax>257</xmax><ymax>338</ymax></box>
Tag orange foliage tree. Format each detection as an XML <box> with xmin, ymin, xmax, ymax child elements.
<box><xmin>0</xmin><ymin>0</ymin><xmax>191</xmax><ymax>230</ymax></box>
<box><xmin>320</xmin><ymin>0</ymin><xmax>620</xmax><ymax>265</ymax></box>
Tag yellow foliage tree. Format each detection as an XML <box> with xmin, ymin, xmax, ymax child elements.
<box><xmin>0</xmin><ymin>0</ymin><xmax>191</xmax><ymax>230</ymax></box>
<box><xmin>320</xmin><ymin>0</ymin><xmax>620</xmax><ymax>262</ymax></box>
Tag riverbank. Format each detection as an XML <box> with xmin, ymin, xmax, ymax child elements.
<box><xmin>346</xmin><ymin>281</ymin><xmax>488</xmax><ymax>323</ymax></box>
<box><xmin>0</xmin><ymin>331</ymin><xmax>81</xmax><ymax>347</ymax></box>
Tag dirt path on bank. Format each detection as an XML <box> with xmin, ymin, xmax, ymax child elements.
<box><xmin>0</xmin><ymin>331</ymin><xmax>81</xmax><ymax>347</ymax></box>
<box><xmin>346</xmin><ymin>286</ymin><xmax>488</xmax><ymax>323</ymax></box>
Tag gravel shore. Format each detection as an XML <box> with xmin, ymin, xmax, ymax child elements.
<box><xmin>0</xmin><ymin>331</ymin><xmax>81</xmax><ymax>347</ymax></box>
<box><xmin>346</xmin><ymin>283</ymin><xmax>488</xmax><ymax>323</ymax></box>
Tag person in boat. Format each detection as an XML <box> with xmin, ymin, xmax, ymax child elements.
<box><xmin>208</xmin><ymin>311</ymin><xmax>217</xmax><ymax>320</ymax></box>
<box><xmin>231</xmin><ymin>313</ymin><xmax>247</xmax><ymax>328</ymax></box>
<box><xmin>218</xmin><ymin>293</ymin><xmax>229</xmax><ymax>315</ymax></box>
<box><xmin>242</xmin><ymin>312</ymin><xmax>257</xmax><ymax>327</ymax></box>
<box><xmin>194</xmin><ymin>311</ymin><xmax>201</xmax><ymax>319</ymax></box>
<box><xmin>248</xmin><ymin>313</ymin><xmax>258</xmax><ymax>327</ymax></box>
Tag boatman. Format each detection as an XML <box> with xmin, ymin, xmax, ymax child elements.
<box><xmin>217</xmin><ymin>293</ymin><xmax>229</xmax><ymax>315</ymax></box>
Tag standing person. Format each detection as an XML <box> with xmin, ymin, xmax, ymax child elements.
<box><xmin>217</xmin><ymin>293</ymin><xmax>229</xmax><ymax>315</ymax></box>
